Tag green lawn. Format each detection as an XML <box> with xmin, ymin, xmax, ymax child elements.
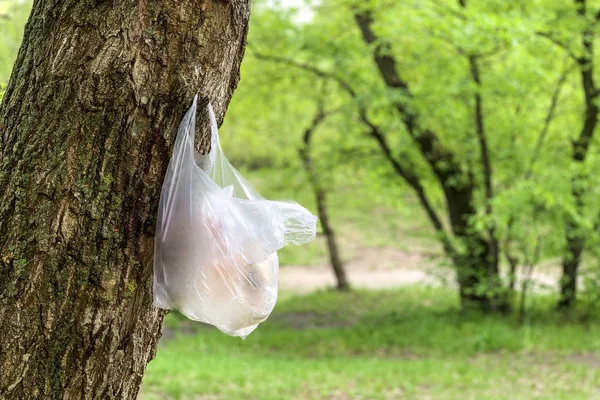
<box><xmin>141</xmin><ymin>287</ymin><xmax>600</xmax><ymax>400</ymax></box>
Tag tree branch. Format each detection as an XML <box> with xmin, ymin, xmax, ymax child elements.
<box><xmin>536</xmin><ymin>31</ymin><xmax>580</xmax><ymax>62</ymax></box>
<box><xmin>248</xmin><ymin>46</ymin><xmax>358</xmax><ymax>97</ymax></box>
<box><xmin>250</xmin><ymin>47</ymin><xmax>458</xmax><ymax>258</ymax></box>
<box><xmin>460</xmin><ymin>0</ymin><xmax>498</xmax><ymax>279</ymax></box>
<box><xmin>526</xmin><ymin>61</ymin><xmax>574</xmax><ymax>177</ymax></box>
<box><xmin>504</xmin><ymin>62</ymin><xmax>573</xmax><ymax>284</ymax></box>
<box><xmin>359</xmin><ymin>115</ymin><xmax>458</xmax><ymax>259</ymax></box>
<box><xmin>430</xmin><ymin>0</ymin><xmax>467</xmax><ymax>21</ymax></box>
<box><xmin>299</xmin><ymin>101</ymin><xmax>350</xmax><ymax>291</ymax></box>
<box><xmin>353</xmin><ymin>10</ymin><xmax>469</xmax><ymax>190</ymax></box>
<box><xmin>428</xmin><ymin>31</ymin><xmax>467</xmax><ymax>56</ymax></box>
<box><xmin>573</xmin><ymin>0</ymin><xmax>598</xmax><ymax>162</ymax></box>
<box><xmin>459</xmin><ymin>0</ymin><xmax>492</xmax><ymax>208</ymax></box>
<box><xmin>468</xmin><ymin>55</ymin><xmax>493</xmax><ymax>211</ymax></box>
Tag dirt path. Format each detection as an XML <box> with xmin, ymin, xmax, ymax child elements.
<box><xmin>278</xmin><ymin>246</ymin><xmax>563</xmax><ymax>293</ymax></box>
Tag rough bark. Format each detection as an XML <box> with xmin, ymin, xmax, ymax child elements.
<box><xmin>0</xmin><ymin>0</ymin><xmax>251</xmax><ymax>398</ymax></box>
<box><xmin>299</xmin><ymin>110</ymin><xmax>349</xmax><ymax>291</ymax></box>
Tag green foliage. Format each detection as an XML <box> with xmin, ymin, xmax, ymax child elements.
<box><xmin>220</xmin><ymin>0</ymin><xmax>600</xmax><ymax>296</ymax></box>
<box><xmin>0</xmin><ymin>1</ymin><xmax>31</xmax><ymax>83</ymax></box>
<box><xmin>142</xmin><ymin>287</ymin><xmax>600</xmax><ymax>399</ymax></box>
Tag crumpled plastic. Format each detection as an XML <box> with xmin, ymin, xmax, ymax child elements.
<box><xmin>153</xmin><ymin>95</ymin><xmax>317</xmax><ymax>337</ymax></box>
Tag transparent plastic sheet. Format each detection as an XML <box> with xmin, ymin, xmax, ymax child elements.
<box><xmin>153</xmin><ymin>96</ymin><xmax>317</xmax><ymax>337</ymax></box>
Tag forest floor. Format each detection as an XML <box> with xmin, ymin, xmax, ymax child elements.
<box><xmin>141</xmin><ymin>286</ymin><xmax>600</xmax><ymax>400</ymax></box>
<box><xmin>142</xmin><ymin>242</ymin><xmax>599</xmax><ymax>400</ymax></box>
<box><xmin>278</xmin><ymin>245</ymin><xmax>562</xmax><ymax>294</ymax></box>
<box><xmin>140</xmin><ymin>169</ymin><xmax>600</xmax><ymax>399</ymax></box>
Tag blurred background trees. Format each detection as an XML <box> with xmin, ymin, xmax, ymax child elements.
<box><xmin>2</xmin><ymin>0</ymin><xmax>599</xmax><ymax>312</ymax></box>
<box><xmin>232</xmin><ymin>0</ymin><xmax>600</xmax><ymax>311</ymax></box>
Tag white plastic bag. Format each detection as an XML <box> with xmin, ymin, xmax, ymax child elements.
<box><xmin>153</xmin><ymin>96</ymin><xmax>317</xmax><ymax>337</ymax></box>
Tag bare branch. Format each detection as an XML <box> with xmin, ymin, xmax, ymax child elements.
<box><xmin>248</xmin><ymin>45</ymin><xmax>358</xmax><ymax>97</ymax></box>
<box><xmin>301</xmin><ymin>107</ymin><xmax>339</xmax><ymax>146</ymax></box>
<box><xmin>526</xmin><ymin>61</ymin><xmax>574</xmax><ymax>177</ymax></box>
<box><xmin>536</xmin><ymin>31</ymin><xmax>580</xmax><ymax>62</ymax></box>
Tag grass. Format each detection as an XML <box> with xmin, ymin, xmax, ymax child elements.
<box><xmin>141</xmin><ymin>287</ymin><xmax>600</xmax><ymax>400</ymax></box>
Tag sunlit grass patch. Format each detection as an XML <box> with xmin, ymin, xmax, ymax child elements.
<box><xmin>142</xmin><ymin>287</ymin><xmax>600</xmax><ymax>400</ymax></box>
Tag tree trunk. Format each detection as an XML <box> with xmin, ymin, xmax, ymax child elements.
<box><xmin>558</xmin><ymin>0</ymin><xmax>598</xmax><ymax>309</ymax></box>
<box><xmin>559</xmin><ymin>221</ymin><xmax>585</xmax><ymax>309</ymax></box>
<box><xmin>315</xmin><ymin>187</ymin><xmax>349</xmax><ymax>291</ymax></box>
<box><xmin>0</xmin><ymin>1</ymin><xmax>250</xmax><ymax>398</ymax></box>
<box><xmin>353</xmin><ymin>9</ymin><xmax>507</xmax><ymax>313</ymax></box>
<box><xmin>299</xmin><ymin>111</ymin><xmax>349</xmax><ymax>291</ymax></box>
